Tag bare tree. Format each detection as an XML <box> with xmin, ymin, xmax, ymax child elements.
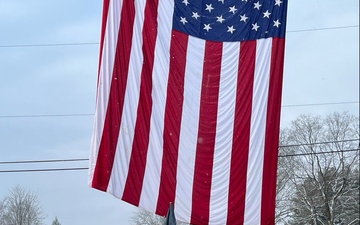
<box><xmin>131</xmin><ymin>209</ymin><xmax>165</xmax><ymax>225</ymax></box>
<box><xmin>276</xmin><ymin>112</ymin><xmax>359</xmax><ymax>225</ymax></box>
<box><xmin>0</xmin><ymin>199</ymin><xmax>7</xmax><ymax>224</ymax></box>
<box><xmin>131</xmin><ymin>208</ymin><xmax>190</xmax><ymax>225</ymax></box>
<box><xmin>1</xmin><ymin>186</ymin><xmax>44</xmax><ymax>225</ymax></box>
<box><xmin>275</xmin><ymin>132</ymin><xmax>297</xmax><ymax>224</ymax></box>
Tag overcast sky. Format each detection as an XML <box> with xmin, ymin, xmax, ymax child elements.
<box><xmin>0</xmin><ymin>0</ymin><xmax>358</xmax><ymax>224</ymax></box>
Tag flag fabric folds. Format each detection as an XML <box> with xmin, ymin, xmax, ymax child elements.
<box><xmin>89</xmin><ymin>0</ymin><xmax>288</xmax><ymax>224</ymax></box>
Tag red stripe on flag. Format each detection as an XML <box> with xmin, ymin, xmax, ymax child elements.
<box><xmin>92</xmin><ymin>0</ymin><xmax>136</xmax><ymax>191</ymax></box>
<box><xmin>227</xmin><ymin>40</ymin><xmax>256</xmax><ymax>224</ymax></box>
<box><xmin>97</xmin><ymin>0</ymin><xmax>110</xmax><ymax>79</ymax></box>
<box><xmin>261</xmin><ymin>38</ymin><xmax>286</xmax><ymax>225</ymax></box>
<box><xmin>156</xmin><ymin>30</ymin><xmax>188</xmax><ymax>216</ymax></box>
<box><xmin>191</xmin><ymin>41</ymin><xmax>222</xmax><ymax>225</ymax></box>
<box><xmin>122</xmin><ymin>0</ymin><xmax>159</xmax><ymax>206</ymax></box>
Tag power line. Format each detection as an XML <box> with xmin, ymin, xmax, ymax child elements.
<box><xmin>0</xmin><ymin>158</ymin><xmax>88</xmax><ymax>165</ymax></box>
<box><xmin>0</xmin><ymin>148</ymin><xmax>358</xmax><ymax>173</ymax></box>
<box><xmin>0</xmin><ymin>25</ymin><xmax>358</xmax><ymax>49</ymax></box>
<box><xmin>0</xmin><ymin>140</ymin><xmax>358</xmax><ymax>173</ymax></box>
<box><xmin>278</xmin><ymin>148</ymin><xmax>359</xmax><ymax>158</ymax></box>
<box><xmin>286</xmin><ymin>24</ymin><xmax>359</xmax><ymax>33</ymax></box>
<box><xmin>0</xmin><ymin>101</ymin><xmax>357</xmax><ymax>119</ymax></box>
<box><xmin>0</xmin><ymin>113</ymin><xmax>94</xmax><ymax>119</ymax></box>
<box><xmin>0</xmin><ymin>167</ymin><xmax>88</xmax><ymax>173</ymax></box>
<box><xmin>0</xmin><ymin>42</ymin><xmax>99</xmax><ymax>48</ymax></box>
<box><xmin>279</xmin><ymin>139</ymin><xmax>359</xmax><ymax>148</ymax></box>
<box><xmin>281</xmin><ymin>101</ymin><xmax>359</xmax><ymax>108</ymax></box>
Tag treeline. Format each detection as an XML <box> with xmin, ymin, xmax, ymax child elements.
<box><xmin>0</xmin><ymin>186</ymin><xmax>61</xmax><ymax>225</ymax></box>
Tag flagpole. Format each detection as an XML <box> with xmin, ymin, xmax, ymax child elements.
<box><xmin>164</xmin><ymin>202</ymin><xmax>176</xmax><ymax>225</ymax></box>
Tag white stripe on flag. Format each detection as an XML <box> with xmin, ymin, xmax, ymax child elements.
<box><xmin>107</xmin><ymin>0</ymin><xmax>146</xmax><ymax>197</ymax></box>
<box><xmin>244</xmin><ymin>38</ymin><xmax>272</xmax><ymax>225</ymax></box>
<box><xmin>89</xmin><ymin>0</ymin><xmax>123</xmax><ymax>184</ymax></box>
<box><xmin>175</xmin><ymin>36</ymin><xmax>205</xmax><ymax>223</ymax></box>
<box><xmin>138</xmin><ymin>0</ymin><xmax>174</xmax><ymax>211</ymax></box>
<box><xmin>209</xmin><ymin>41</ymin><xmax>239</xmax><ymax>225</ymax></box>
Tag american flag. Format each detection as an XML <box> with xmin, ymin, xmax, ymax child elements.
<box><xmin>89</xmin><ymin>0</ymin><xmax>288</xmax><ymax>224</ymax></box>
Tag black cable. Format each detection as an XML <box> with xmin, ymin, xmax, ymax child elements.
<box><xmin>1</xmin><ymin>148</ymin><xmax>358</xmax><ymax>173</ymax></box>
<box><xmin>0</xmin><ymin>113</ymin><xmax>94</xmax><ymax>119</ymax></box>
<box><xmin>0</xmin><ymin>158</ymin><xmax>88</xmax><ymax>165</ymax></box>
<box><xmin>0</xmin><ymin>140</ymin><xmax>358</xmax><ymax>174</ymax></box>
<box><xmin>0</xmin><ymin>42</ymin><xmax>99</xmax><ymax>48</ymax></box>
<box><xmin>286</xmin><ymin>25</ymin><xmax>359</xmax><ymax>33</ymax></box>
<box><xmin>0</xmin><ymin>167</ymin><xmax>88</xmax><ymax>173</ymax></box>
<box><xmin>0</xmin><ymin>25</ymin><xmax>358</xmax><ymax>48</ymax></box>
<box><xmin>0</xmin><ymin>101</ymin><xmax>358</xmax><ymax>119</ymax></box>
<box><xmin>279</xmin><ymin>139</ymin><xmax>359</xmax><ymax>148</ymax></box>
<box><xmin>281</xmin><ymin>101</ymin><xmax>359</xmax><ymax>108</ymax></box>
<box><xmin>278</xmin><ymin>148</ymin><xmax>360</xmax><ymax>158</ymax></box>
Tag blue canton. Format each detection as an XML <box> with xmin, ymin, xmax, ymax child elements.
<box><xmin>173</xmin><ymin>0</ymin><xmax>287</xmax><ymax>42</ymax></box>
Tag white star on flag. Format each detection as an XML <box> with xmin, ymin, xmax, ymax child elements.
<box><xmin>240</xmin><ymin>14</ymin><xmax>248</xmax><ymax>22</ymax></box>
<box><xmin>229</xmin><ymin>6</ymin><xmax>237</xmax><ymax>14</ymax></box>
<box><xmin>192</xmin><ymin>12</ymin><xmax>200</xmax><ymax>20</ymax></box>
<box><xmin>273</xmin><ymin>19</ymin><xmax>281</xmax><ymax>27</ymax></box>
<box><xmin>182</xmin><ymin>0</ymin><xmax>189</xmax><ymax>6</ymax></box>
<box><xmin>252</xmin><ymin>23</ymin><xmax>260</xmax><ymax>31</ymax></box>
<box><xmin>254</xmin><ymin>1</ymin><xmax>262</xmax><ymax>10</ymax></box>
<box><xmin>205</xmin><ymin>4</ymin><xmax>214</xmax><ymax>13</ymax></box>
<box><xmin>203</xmin><ymin>23</ymin><xmax>212</xmax><ymax>31</ymax></box>
<box><xmin>263</xmin><ymin>10</ymin><xmax>271</xmax><ymax>18</ymax></box>
<box><xmin>227</xmin><ymin>26</ymin><xmax>236</xmax><ymax>34</ymax></box>
<box><xmin>180</xmin><ymin>17</ymin><xmax>188</xmax><ymax>25</ymax></box>
<box><xmin>275</xmin><ymin>0</ymin><xmax>283</xmax><ymax>6</ymax></box>
<box><xmin>217</xmin><ymin>15</ymin><xmax>225</xmax><ymax>23</ymax></box>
